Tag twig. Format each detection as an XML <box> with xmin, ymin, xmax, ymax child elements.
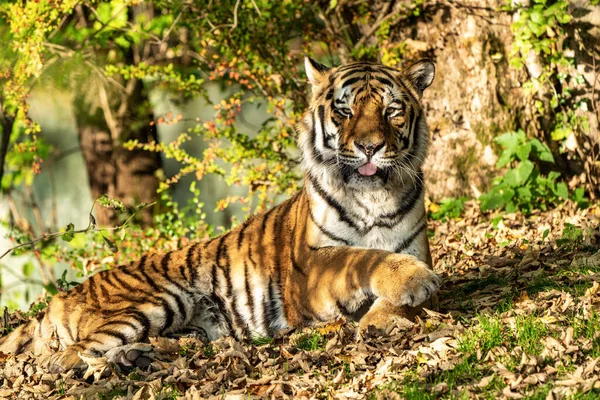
<box><xmin>230</xmin><ymin>0</ymin><xmax>241</xmax><ymax>32</ymax></box>
<box><xmin>98</xmin><ymin>84</ymin><xmax>121</xmax><ymax>141</ymax></box>
<box><xmin>249</xmin><ymin>0</ymin><xmax>262</xmax><ymax>17</ymax></box>
<box><xmin>0</xmin><ymin>199</ymin><xmax>155</xmax><ymax>261</ymax></box>
<box><xmin>352</xmin><ymin>1</ymin><xmax>394</xmax><ymax>51</ymax></box>
<box><xmin>0</xmin><ymin>98</ymin><xmax>15</xmax><ymax>190</ymax></box>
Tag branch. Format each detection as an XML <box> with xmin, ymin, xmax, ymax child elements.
<box><xmin>352</xmin><ymin>1</ymin><xmax>394</xmax><ymax>51</ymax></box>
<box><xmin>0</xmin><ymin>99</ymin><xmax>15</xmax><ymax>190</ymax></box>
<box><xmin>0</xmin><ymin>199</ymin><xmax>155</xmax><ymax>260</ymax></box>
<box><xmin>230</xmin><ymin>0</ymin><xmax>241</xmax><ymax>32</ymax></box>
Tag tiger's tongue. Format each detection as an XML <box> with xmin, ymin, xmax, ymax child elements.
<box><xmin>358</xmin><ymin>162</ymin><xmax>378</xmax><ymax>176</ymax></box>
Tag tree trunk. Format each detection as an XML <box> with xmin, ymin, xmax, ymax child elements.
<box><xmin>76</xmin><ymin>79</ymin><xmax>160</xmax><ymax>227</ymax></box>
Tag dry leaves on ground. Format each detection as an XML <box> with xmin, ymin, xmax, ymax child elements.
<box><xmin>1</xmin><ymin>201</ymin><xmax>600</xmax><ymax>399</ymax></box>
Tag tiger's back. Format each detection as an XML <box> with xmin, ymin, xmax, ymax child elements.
<box><xmin>0</xmin><ymin>58</ymin><xmax>441</xmax><ymax>371</ymax></box>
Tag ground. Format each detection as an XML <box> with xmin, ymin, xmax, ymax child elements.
<box><xmin>1</xmin><ymin>202</ymin><xmax>600</xmax><ymax>399</ymax></box>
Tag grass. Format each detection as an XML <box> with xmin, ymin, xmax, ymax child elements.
<box><xmin>295</xmin><ymin>331</ymin><xmax>326</xmax><ymax>351</ymax></box>
<box><xmin>514</xmin><ymin>314</ymin><xmax>548</xmax><ymax>355</ymax></box>
<box><xmin>251</xmin><ymin>335</ymin><xmax>275</xmax><ymax>346</ymax></box>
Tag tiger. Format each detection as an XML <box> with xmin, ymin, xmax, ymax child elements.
<box><xmin>0</xmin><ymin>57</ymin><xmax>441</xmax><ymax>372</ymax></box>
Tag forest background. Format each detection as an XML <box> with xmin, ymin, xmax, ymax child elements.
<box><xmin>0</xmin><ymin>0</ymin><xmax>598</xmax><ymax>325</ymax></box>
<box><xmin>1</xmin><ymin>1</ymin><xmax>600</xmax><ymax>398</ymax></box>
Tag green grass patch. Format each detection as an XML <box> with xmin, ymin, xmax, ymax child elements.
<box><xmin>514</xmin><ymin>315</ymin><xmax>547</xmax><ymax>355</ymax></box>
<box><xmin>251</xmin><ymin>336</ymin><xmax>275</xmax><ymax>346</ymax></box>
<box><xmin>295</xmin><ymin>331</ymin><xmax>326</xmax><ymax>351</ymax></box>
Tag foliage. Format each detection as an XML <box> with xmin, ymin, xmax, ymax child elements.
<box><xmin>479</xmin><ymin>130</ymin><xmax>570</xmax><ymax>214</ymax></box>
<box><xmin>429</xmin><ymin>197</ymin><xmax>467</xmax><ymax>222</ymax></box>
<box><xmin>500</xmin><ymin>0</ymin><xmax>594</xmax><ymax>197</ymax></box>
<box><xmin>0</xmin><ymin>0</ymin><xmax>597</xmax><ymax>312</ymax></box>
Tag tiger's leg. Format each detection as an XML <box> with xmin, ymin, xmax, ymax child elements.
<box><xmin>359</xmin><ymin>233</ymin><xmax>438</xmax><ymax>331</ymax></box>
<box><xmin>292</xmin><ymin>244</ymin><xmax>441</xmax><ymax>324</ymax></box>
<box><xmin>43</xmin><ymin>307</ymin><xmax>161</xmax><ymax>372</ymax></box>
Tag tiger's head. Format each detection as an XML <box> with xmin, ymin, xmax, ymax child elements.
<box><xmin>298</xmin><ymin>58</ymin><xmax>435</xmax><ymax>192</ymax></box>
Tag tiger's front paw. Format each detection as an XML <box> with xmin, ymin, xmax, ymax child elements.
<box><xmin>371</xmin><ymin>254</ymin><xmax>441</xmax><ymax>307</ymax></box>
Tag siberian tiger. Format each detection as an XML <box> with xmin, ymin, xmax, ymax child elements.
<box><xmin>0</xmin><ymin>57</ymin><xmax>441</xmax><ymax>371</ymax></box>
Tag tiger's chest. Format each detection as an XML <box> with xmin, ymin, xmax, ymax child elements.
<box><xmin>307</xmin><ymin>187</ymin><xmax>428</xmax><ymax>257</ymax></box>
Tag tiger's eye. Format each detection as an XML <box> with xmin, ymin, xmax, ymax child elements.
<box><xmin>334</xmin><ymin>107</ymin><xmax>353</xmax><ymax>119</ymax></box>
<box><xmin>385</xmin><ymin>107</ymin><xmax>405</xmax><ymax>119</ymax></box>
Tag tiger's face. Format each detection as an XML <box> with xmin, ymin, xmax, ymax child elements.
<box><xmin>299</xmin><ymin>58</ymin><xmax>435</xmax><ymax>191</ymax></box>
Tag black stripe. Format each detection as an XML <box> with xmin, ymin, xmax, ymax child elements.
<box><xmin>210</xmin><ymin>293</ymin><xmax>234</xmax><ymax>335</ymax></box>
<box><xmin>100</xmin><ymin>283</ymin><xmax>110</xmax><ymax>298</ymax></box>
<box><xmin>161</xmin><ymin>252</ymin><xmax>173</xmax><ymax>280</ymax></box>
<box><xmin>325</xmin><ymin>88</ymin><xmax>334</xmax><ymax>100</ymax></box>
<box><xmin>342</xmin><ymin>76</ymin><xmax>363</xmax><ymax>88</ymax></box>
<box><xmin>372</xmin><ymin>67</ymin><xmax>398</xmax><ymax>83</ymax></box>
<box><xmin>237</xmin><ymin>220</ymin><xmax>251</xmax><ymax>250</ymax></box>
<box><xmin>260</xmin><ymin>208</ymin><xmax>276</xmax><ymax>234</ymax></box>
<box><xmin>309</xmin><ymin>122</ymin><xmax>325</xmax><ymax>164</ymax></box>
<box><xmin>93</xmin><ymin>329</ymin><xmax>128</xmax><ymax>344</ymax></box>
<box><xmin>374</xmin><ymin>172</ymin><xmax>424</xmax><ymax>225</ymax></box>
<box><xmin>123</xmin><ymin>310</ymin><xmax>151</xmax><ymax>341</ymax></box>
<box><xmin>308</xmin><ymin>173</ymin><xmax>360</xmax><ymax>230</ymax></box>
<box><xmin>190</xmin><ymin>243</ymin><xmax>203</xmax><ymax>286</ymax></box>
<box><xmin>318</xmin><ymin>105</ymin><xmax>335</xmax><ymax>151</ymax></box>
<box><xmin>243</xmin><ymin>261</ymin><xmax>256</xmax><ymax>325</ymax></box>
<box><xmin>75</xmin><ymin>312</ymin><xmax>84</xmax><ymax>342</ymax></box>
<box><xmin>101</xmin><ymin>319</ymin><xmax>139</xmax><ymax>331</ymax></box>
<box><xmin>216</xmin><ymin>235</ymin><xmax>233</xmax><ymax>298</ymax></box>
<box><xmin>394</xmin><ymin>220</ymin><xmax>427</xmax><ymax>253</ymax></box>
<box><xmin>339</xmin><ymin>68</ymin><xmax>367</xmax><ymax>81</ymax></box>
<box><xmin>308</xmin><ymin>205</ymin><xmax>350</xmax><ymax>245</ymax></box>
<box><xmin>262</xmin><ymin>279</ymin><xmax>278</xmax><ymax>333</ymax></box>
<box><xmin>159</xmin><ymin>298</ymin><xmax>176</xmax><ymax>333</ymax></box>
<box><xmin>135</xmin><ymin>268</ymin><xmax>161</xmax><ymax>292</ymax></box>
<box><xmin>137</xmin><ymin>254</ymin><xmax>148</xmax><ymax>269</ymax></box>
<box><xmin>63</xmin><ymin>308</ymin><xmax>75</xmax><ymax>342</ymax></box>
<box><xmin>336</xmin><ymin>300</ymin><xmax>352</xmax><ymax>316</ymax></box>
<box><xmin>211</xmin><ymin>264</ymin><xmax>219</xmax><ymax>293</ymax></box>
<box><xmin>15</xmin><ymin>336</ymin><xmax>32</xmax><ymax>354</ymax></box>
<box><xmin>182</xmin><ymin>244</ymin><xmax>197</xmax><ymax>282</ymax></box>
<box><xmin>373</xmin><ymin>76</ymin><xmax>393</xmax><ymax>87</ymax></box>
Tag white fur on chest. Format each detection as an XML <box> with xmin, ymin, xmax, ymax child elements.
<box><xmin>307</xmin><ymin>180</ymin><xmax>427</xmax><ymax>255</ymax></box>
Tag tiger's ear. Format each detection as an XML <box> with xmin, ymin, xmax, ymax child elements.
<box><xmin>304</xmin><ymin>57</ymin><xmax>330</xmax><ymax>87</ymax></box>
<box><xmin>404</xmin><ymin>59</ymin><xmax>435</xmax><ymax>96</ymax></box>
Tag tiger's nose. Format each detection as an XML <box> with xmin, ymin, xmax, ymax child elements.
<box><xmin>355</xmin><ymin>140</ymin><xmax>384</xmax><ymax>157</ymax></box>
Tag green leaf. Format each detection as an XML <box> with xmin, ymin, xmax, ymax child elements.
<box><xmin>496</xmin><ymin>150</ymin><xmax>513</xmax><ymax>168</ymax></box>
<box><xmin>97</xmin><ymin>195</ymin><xmax>126</xmax><ymax>211</ymax></box>
<box><xmin>61</xmin><ymin>222</ymin><xmax>75</xmax><ymax>242</ymax></box>
<box><xmin>504</xmin><ymin>160</ymin><xmax>534</xmax><ymax>187</ymax></box>
<box><xmin>22</xmin><ymin>262</ymin><xmax>34</xmax><ymax>278</ymax></box>
<box><xmin>530</xmin><ymin>10</ymin><xmax>544</xmax><ymax>24</ymax></box>
<box><xmin>329</xmin><ymin>0</ymin><xmax>338</xmax><ymax>9</ymax></box>
<box><xmin>102</xmin><ymin>234</ymin><xmax>118</xmax><ymax>253</ymax></box>
<box><xmin>551</xmin><ymin>126</ymin><xmax>571</xmax><ymax>141</ymax></box>
<box><xmin>494</xmin><ymin>131</ymin><xmax>520</xmax><ymax>151</ymax></box>
<box><xmin>530</xmin><ymin>139</ymin><xmax>554</xmax><ymax>163</ymax></box>
<box><xmin>517</xmin><ymin>186</ymin><xmax>532</xmax><ymax>200</ymax></box>
<box><xmin>556</xmin><ymin>182</ymin><xmax>568</xmax><ymax>199</ymax></box>
<box><xmin>505</xmin><ymin>201</ymin><xmax>518</xmax><ymax>213</ymax></box>
<box><xmin>44</xmin><ymin>283</ymin><xmax>59</xmax><ymax>296</ymax></box>
<box><xmin>515</xmin><ymin>142</ymin><xmax>531</xmax><ymax>161</ymax></box>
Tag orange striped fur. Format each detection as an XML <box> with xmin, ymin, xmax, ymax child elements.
<box><xmin>0</xmin><ymin>58</ymin><xmax>441</xmax><ymax>371</ymax></box>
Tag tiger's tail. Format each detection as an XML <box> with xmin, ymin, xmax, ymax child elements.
<box><xmin>0</xmin><ymin>317</ymin><xmax>40</xmax><ymax>355</ymax></box>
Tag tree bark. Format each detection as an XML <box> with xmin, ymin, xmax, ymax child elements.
<box><xmin>76</xmin><ymin>79</ymin><xmax>160</xmax><ymax>227</ymax></box>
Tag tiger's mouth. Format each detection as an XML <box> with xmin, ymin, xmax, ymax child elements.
<box><xmin>357</xmin><ymin>162</ymin><xmax>378</xmax><ymax>176</ymax></box>
<box><xmin>340</xmin><ymin>162</ymin><xmax>389</xmax><ymax>184</ymax></box>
